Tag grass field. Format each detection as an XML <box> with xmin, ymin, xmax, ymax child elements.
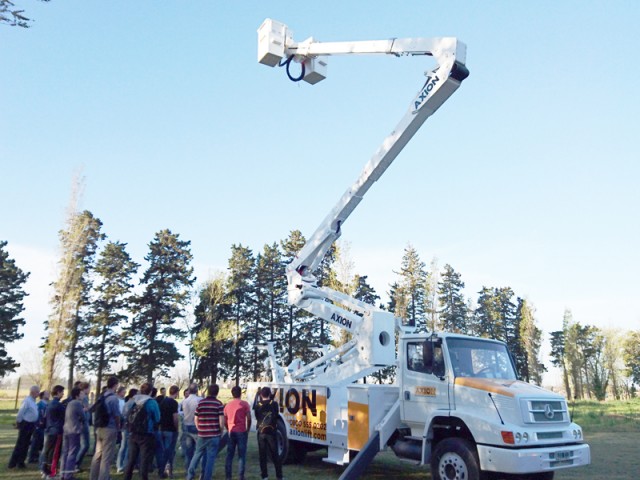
<box><xmin>0</xmin><ymin>395</ymin><xmax>638</xmax><ymax>480</ymax></box>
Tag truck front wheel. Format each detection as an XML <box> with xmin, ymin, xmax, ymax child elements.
<box><xmin>431</xmin><ymin>438</ymin><xmax>485</xmax><ymax>480</ymax></box>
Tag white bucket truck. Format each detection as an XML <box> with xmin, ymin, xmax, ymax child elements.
<box><xmin>248</xmin><ymin>19</ymin><xmax>590</xmax><ymax>480</ymax></box>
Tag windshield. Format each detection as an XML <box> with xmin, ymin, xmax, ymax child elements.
<box><xmin>446</xmin><ymin>338</ymin><xmax>517</xmax><ymax>380</ymax></box>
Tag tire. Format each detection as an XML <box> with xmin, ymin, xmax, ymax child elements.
<box><xmin>430</xmin><ymin>437</ymin><xmax>485</xmax><ymax>480</ymax></box>
<box><xmin>276</xmin><ymin>418</ymin><xmax>289</xmax><ymax>465</ymax></box>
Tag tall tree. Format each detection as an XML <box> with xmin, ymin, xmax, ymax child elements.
<box><xmin>425</xmin><ymin>258</ymin><xmax>440</xmax><ymax>331</ymax></box>
<box><xmin>623</xmin><ymin>330</ymin><xmax>640</xmax><ymax>387</ymax></box>
<box><xmin>191</xmin><ymin>274</ymin><xmax>234</xmax><ymax>384</ymax></box>
<box><xmin>124</xmin><ymin>229</ymin><xmax>195</xmax><ymax>383</ymax></box>
<box><xmin>395</xmin><ymin>244</ymin><xmax>428</xmax><ymax>331</ymax></box>
<box><xmin>315</xmin><ymin>243</ymin><xmax>337</xmax><ymax>345</ymax></box>
<box><xmin>43</xmin><ymin>209</ymin><xmax>103</xmax><ymax>390</ymax></box>
<box><xmin>0</xmin><ymin>241</ymin><xmax>29</xmax><ymax>376</ymax></box>
<box><xmin>78</xmin><ymin>241</ymin><xmax>138</xmax><ymax>392</ymax></box>
<box><xmin>515</xmin><ymin>298</ymin><xmax>545</xmax><ymax>384</ymax></box>
<box><xmin>280</xmin><ymin>230</ymin><xmax>317</xmax><ymax>365</ymax></box>
<box><xmin>437</xmin><ymin>264</ymin><xmax>468</xmax><ymax>334</ymax></box>
<box><xmin>253</xmin><ymin>242</ymin><xmax>287</xmax><ymax>380</ymax></box>
<box><xmin>472</xmin><ymin>287</ymin><xmax>517</xmax><ymax>347</ymax></box>
<box><xmin>226</xmin><ymin>244</ymin><xmax>255</xmax><ymax>384</ymax></box>
<box><xmin>549</xmin><ymin>309</ymin><xmax>573</xmax><ymax>399</ymax></box>
<box><xmin>602</xmin><ymin>329</ymin><xmax>624</xmax><ymax>400</ymax></box>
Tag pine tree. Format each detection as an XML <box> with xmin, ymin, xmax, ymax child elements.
<box><xmin>124</xmin><ymin>229</ymin><xmax>195</xmax><ymax>383</ymax></box>
<box><xmin>0</xmin><ymin>241</ymin><xmax>29</xmax><ymax>376</ymax></box>
<box><xmin>280</xmin><ymin>230</ymin><xmax>316</xmax><ymax>365</ymax></box>
<box><xmin>395</xmin><ymin>244</ymin><xmax>428</xmax><ymax>331</ymax></box>
<box><xmin>226</xmin><ymin>244</ymin><xmax>255</xmax><ymax>384</ymax></box>
<box><xmin>473</xmin><ymin>287</ymin><xmax>516</xmax><ymax>347</ymax></box>
<box><xmin>43</xmin><ymin>210</ymin><xmax>104</xmax><ymax>390</ymax></box>
<box><xmin>425</xmin><ymin>258</ymin><xmax>440</xmax><ymax>331</ymax></box>
<box><xmin>472</xmin><ymin>287</ymin><xmax>500</xmax><ymax>339</ymax></box>
<box><xmin>315</xmin><ymin>243</ymin><xmax>337</xmax><ymax>345</ymax></box>
<box><xmin>191</xmin><ymin>274</ymin><xmax>235</xmax><ymax>384</ymax></box>
<box><xmin>253</xmin><ymin>242</ymin><xmax>287</xmax><ymax>380</ymax></box>
<box><xmin>78</xmin><ymin>241</ymin><xmax>138</xmax><ymax>392</ymax></box>
<box><xmin>437</xmin><ymin>264</ymin><xmax>468</xmax><ymax>334</ymax></box>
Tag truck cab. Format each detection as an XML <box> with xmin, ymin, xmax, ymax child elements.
<box><xmin>396</xmin><ymin>332</ymin><xmax>590</xmax><ymax>479</ymax></box>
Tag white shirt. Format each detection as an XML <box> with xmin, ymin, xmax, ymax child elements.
<box><xmin>16</xmin><ymin>395</ymin><xmax>38</xmax><ymax>423</ymax></box>
<box><xmin>181</xmin><ymin>394</ymin><xmax>202</xmax><ymax>426</ymax></box>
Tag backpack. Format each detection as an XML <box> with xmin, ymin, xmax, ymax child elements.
<box><xmin>256</xmin><ymin>400</ymin><xmax>276</xmax><ymax>434</ymax></box>
<box><xmin>93</xmin><ymin>395</ymin><xmax>110</xmax><ymax>428</ymax></box>
<box><xmin>127</xmin><ymin>401</ymin><xmax>149</xmax><ymax>434</ymax></box>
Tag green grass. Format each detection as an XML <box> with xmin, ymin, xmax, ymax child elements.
<box><xmin>0</xmin><ymin>399</ymin><xmax>637</xmax><ymax>480</ymax></box>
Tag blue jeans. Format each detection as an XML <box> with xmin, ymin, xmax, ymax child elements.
<box><xmin>225</xmin><ymin>431</ymin><xmax>248</xmax><ymax>480</ymax></box>
<box><xmin>187</xmin><ymin>436</ymin><xmax>220</xmax><ymax>480</ymax></box>
<box><xmin>158</xmin><ymin>431</ymin><xmax>178</xmax><ymax>474</ymax></box>
<box><xmin>181</xmin><ymin>425</ymin><xmax>198</xmax><ymax>470</ymax></box>
<box><xmin>61</xmin><ymin>434</ymin><xmax>80</xmax><ymax>480</ymax></box>
<box><xmin>117</xmin><ymin>430</ymin><xmax>129</xmax><ymax>471</ymax></box>
<box><xmin>76</xmin><ymin>422</ymin><xmax>90</xmax><ymax>468</ymax></box>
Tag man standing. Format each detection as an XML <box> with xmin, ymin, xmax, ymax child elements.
<box><xmin>90</xmin><ymin>376</ymin><xmax>121</xmax><ymax>480</ymax></box>
<box><xmin>28</xmin><ymin>389</ymin><xmax>49</xmax><ymax>464</ymax></box>
<box><xmin>8</xmin><ymin>385</ymin><xmax>39</xmax><ymax>469</ymax></box>
<box><xmin>123</xmin><ymin>383</ymin><xmax>161</xmax><ymax>480</ymax></box>
<box><xmin>180</xmin><ymin>384</ymin><xmax>201</xmax><ymax>470</ymax></box>
<box><xmin>157</xmin><ymin>385</ymin><xmax>180</xmax><ymax>478</ymax></box>
<box><xmin>224</xmin><ymin>386</ymin><xmax>251</xmax><ymax>480</ymax></box>
<box><xmin>75</xmin><ymin>382</ymin><xmax>91</xmax><ymax>472</ymax></box>
<box><xmin>61</xmin><ymin>387</ymin><xmax>86</xmax><ymax>480</ymax></box>
<box><xmin>254</xmin><ymin>387</ymin><xmax>283</xmax><ymax>480</ymax></box>
<box><xmin>42</xmin><ymin>385</ymin><xmax>66</xmax><ymax>477</ymax></box>
<box><xmin>186</xmin><ymin>384</ymin><xmax>225</xmax><ymax>480</ymax></box>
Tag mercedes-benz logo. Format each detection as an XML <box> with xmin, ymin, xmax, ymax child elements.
<box><xmin>544</xmin><ymin>404</ymin><xmax>555</xmax><ymax>419</ymax></box>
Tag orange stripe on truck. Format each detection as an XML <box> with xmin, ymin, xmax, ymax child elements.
<box><xmin>454</xmin><ymin>377</ymin><xmax>518</xmax><ymax>397</ymax></box>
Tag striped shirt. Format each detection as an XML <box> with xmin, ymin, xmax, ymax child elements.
<box><xmin>194</xmin><ymin>397</ymin><xmax>224</xmax><ymax>437</ymax></box>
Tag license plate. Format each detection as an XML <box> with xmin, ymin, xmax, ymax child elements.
<box><xmin>553</xmin><ymin>450</ymin><xmax>572</xmax><ymax>460</ymax></box>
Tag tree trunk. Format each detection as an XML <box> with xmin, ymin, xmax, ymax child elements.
<box><xmin>287</xmin><ymin>307</ymin><xmax>293</xmax><ymax>365</ymax></box>
<box><xmin>562</xmin><ymin>358</ymin><xmax>572</xmax><ymax>399</ymax></box>
<box><xmin>147</xmin><ymin>316</ymin><xmax>157</xmax><ymax>385</ymax></box>
<box><xmin>67</xmin><ymin>303</ymin><xmax>82</xmax><ymax>392</ymax></box>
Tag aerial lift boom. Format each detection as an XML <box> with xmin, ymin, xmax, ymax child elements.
<box><xmin>258</xmin><ymin>19</ymin><xmax>469</xmax><ymax>386</ymax></box>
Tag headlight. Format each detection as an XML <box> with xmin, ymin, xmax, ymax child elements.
<box><xmin>515</xmin><ymin>432</ymin><xmax>522</xmax><ymax>443</ymax></box>
<box><xmin>522</xmin><ymin>432</ymin><xmax>529</xmax><ymax>443</ymax></box>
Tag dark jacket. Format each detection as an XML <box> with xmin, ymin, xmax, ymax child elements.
<box><xmin>45</xmin><ymin>397</ymin><xmax>66</xmax><ymax>435</ymax></box>
<box><xmin>253</xmin><ymin>398</ymin><xmax>278</xmax><ymax>435</ymax></box>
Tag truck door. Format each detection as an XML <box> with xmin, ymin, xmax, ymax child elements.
<box><xmin>401</xmin><ymin>339</ymin><xmax>450</xmax><ymax>429</ymax></box>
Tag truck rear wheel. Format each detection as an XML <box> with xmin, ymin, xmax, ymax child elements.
<box><xmin>431</xmin><ymin>438</ymin><xmax>485</xmax><ymax>480</ymax></box>
<box><xmin>275</xmin><ymin>419</ymin><xmax>308</xmax><ymax>464</ymax></box>
<box><xmin>276</xmin><ymin>418</ymin><xmax>289</xmax><ymax>464</ymax></box>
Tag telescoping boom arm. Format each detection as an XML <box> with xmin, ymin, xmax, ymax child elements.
<box><xmin>258</xmin><ymin>19</ymin><xmax>469</xmax><ymax>385</ymax></box>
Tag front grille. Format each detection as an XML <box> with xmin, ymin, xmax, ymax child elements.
<box><xmin>521</xmin><ymin>399</ymin><xmax>568</xmax><ymax>424</ymax></box>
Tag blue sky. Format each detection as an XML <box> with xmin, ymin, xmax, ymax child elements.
<box><xmin>1</xmin><ymin>1</ymin><xmax>639</xmax><ymax>381</ymax></box>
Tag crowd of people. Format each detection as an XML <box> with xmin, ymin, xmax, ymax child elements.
<box><xmin>8</xmin><ymin>379</ymin><xmax>284</xmax><ymax>480</ymax></box>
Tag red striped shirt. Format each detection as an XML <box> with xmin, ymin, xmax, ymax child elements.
<box><xmin>195</xmin><ymin>397</ymin><xmax>224</xmax><ymax>437</ymax></box>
